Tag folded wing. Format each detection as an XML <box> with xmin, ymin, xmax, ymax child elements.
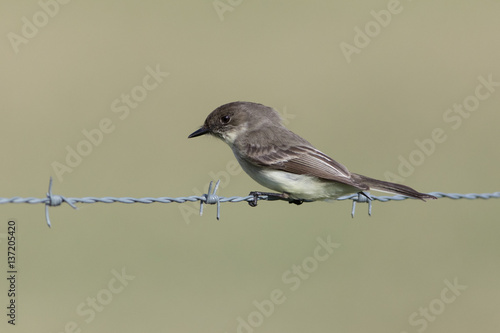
<box><xmin>244</xmin><ymin>143</ymin><xmax>369</xmax><ymax>191</ymax></box>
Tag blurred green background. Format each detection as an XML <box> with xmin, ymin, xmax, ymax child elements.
<box><xmin>1</xmin><ymin>1</ymin><xmax>499</xmax><ymax>332</ymax></box>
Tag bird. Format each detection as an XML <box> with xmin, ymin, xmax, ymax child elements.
<box><xmin>188</xmin><ymin>101</ymin><xmax>436</xmax><ymax>206</ymax></box>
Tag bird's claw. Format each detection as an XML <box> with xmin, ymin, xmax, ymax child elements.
<box><xmin>248</xmin><ymin>191</ymin><xmax>260</xmax><ymax>207</ymax></box>
<box><xmin>288</xmin><ymin>199</ymin><xmax>304</xmax><ymax>205</ymax></box>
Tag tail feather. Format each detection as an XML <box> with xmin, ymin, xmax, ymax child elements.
<box><xmin>352</xmin><ymin>174</ymin><xmax>436</xmax><ymax>201</ymax></box>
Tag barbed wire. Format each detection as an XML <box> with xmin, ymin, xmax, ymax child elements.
<box><xmin>1</xmin><ymin>178</ymin><xmax>499</xmax><ymax>227</ymax></box>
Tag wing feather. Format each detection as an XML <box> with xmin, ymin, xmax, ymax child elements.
<box><xmin>243</xmin><ymin>143</ymin><xmax>368</xmax><ymax>190</ymax></box>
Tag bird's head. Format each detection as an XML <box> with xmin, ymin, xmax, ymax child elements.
<box><xmin>188</xmin><ymin>101</ymin><xmax>282</xmax><ymax>145</ymax></box>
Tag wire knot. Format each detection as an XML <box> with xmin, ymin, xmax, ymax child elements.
<box><xmin>45</xmin><ymin>177</ymin><xmax>77</xmax><ymax>228</ymax></box>
<box><xmin>204</xmin><ymin>192</ymin><xmax>220</xmax><ymax>205</ymax></box>
<box><xmin>199</xmin><ymin>180</ymin><xmax>221</xmax><ymax>220</ymax></box>
<box><xmin>46</xmin><ymin>194</ymin><xmax>64</xmax><ymax>207</ymax></box>
<box><xmin>351</xmin><ymin>191</ymin><xmax>373</xmax><ymax>218</ymax></box>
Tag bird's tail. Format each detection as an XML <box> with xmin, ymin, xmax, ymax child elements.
<box><xmin>352</xmin><ymin>174</ymin><xmax>436</xmax><ymax>201</ymax></box>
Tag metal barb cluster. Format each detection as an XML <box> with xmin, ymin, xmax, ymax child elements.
<box><xmin>0</xmin><ymin>178</ymin><xmax>498</xmax><ymax>227</ymax></box>
<box><xmin>45</xmin><ymin>177</ymin><xmax>77</xmax><ymax>227</ymax></box>
<box><xmin>348</xmin><ymin>192</ymin><xmax>373</xmax><ymax>218</ymax></box>
<box><xmin>200</xmin><ymin>180</ymin><xmax>221</xmax><ymax>220</ymax></box>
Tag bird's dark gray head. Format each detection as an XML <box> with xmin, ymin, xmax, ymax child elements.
<box><xmin>188</xmin><ymin>101</ymin><xmax>283</xmax><ymax>145</ymax></box>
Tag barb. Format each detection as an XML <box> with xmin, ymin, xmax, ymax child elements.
<box><xmin>0</xmin><ymin>178</ymin><xmax>498</xmax><ymax>227</ymax></box>
<box><xmin>45</xmin><ymin>177</ymin><xmax>77</xmax><ymax>228</ymax></box>
<box><xmin>348</xmin><ymin>192</ymin><xmax>373</xmax><ymax>218</ymax></box>
<box><xmin>200</xmin><ymin>180</ymin><xmax>221</xmax><ymax>220</ymax></box>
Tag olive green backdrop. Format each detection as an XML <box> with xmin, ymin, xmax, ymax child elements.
<box><xmin>1</xmin><ymin>1</ymin><xmax>499</xmax><ymax>332</ymax></box>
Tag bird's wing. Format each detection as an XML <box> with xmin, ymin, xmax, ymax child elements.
<box><xmin>243</xmin><ymin>143</ymin><xmax>368</xmax><ymax>190</ymax></box>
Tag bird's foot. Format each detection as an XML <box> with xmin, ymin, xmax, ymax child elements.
<box><xmin>288</xmin><ymin>199</ymin><xmax>304</xmax><ymax>205</ymax></box>
<box><xmin>248</xmin><ymin>191</ymin><xmax>292</xmax><ymax>207</ymax></box>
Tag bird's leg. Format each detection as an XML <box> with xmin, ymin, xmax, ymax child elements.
<box><xmin>248</xmin><ymin>191</ymin><xmax>294</xmax><ymax>207</ymax></box>
<box><xmin>280</xmin><ymin>192</ymin><xmax>305</xmax><ymax>205</ymax></box>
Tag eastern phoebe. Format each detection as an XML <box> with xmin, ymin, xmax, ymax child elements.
<box><xmin>188</xmin><ymin>101</ymin><xmax>436</xmax><ymax>206</ymax></box>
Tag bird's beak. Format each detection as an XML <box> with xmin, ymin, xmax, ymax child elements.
<box><xmin>188</xmin><ymin>126</ymin><xmax>210</xmax><ymax>138</ymax></box>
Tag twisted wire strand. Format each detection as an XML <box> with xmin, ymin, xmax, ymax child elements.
<box><xmin>1</xmin><ymin>178</ymin><xmax>498</xmax><ymax>227</ymax></box>
<box><xmin>336</xmin><ymin>192</ymin><xmax>500</xmax><ymax>201</ymax></box>
<box><xmin>0</xmin><ymin>195</ymin><xmax>260</xmax><ymax>205</ymax></box>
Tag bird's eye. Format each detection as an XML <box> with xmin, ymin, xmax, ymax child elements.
<box><xmin>220</xmin><ymin>115</ymin><xmax>231</xmax><ymax>124</ymax></box>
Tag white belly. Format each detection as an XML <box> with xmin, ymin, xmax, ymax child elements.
<box><xmin>235</xmin><ymin>153</ymin><xmax>357</xmax><ymax>200</ymax></box>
